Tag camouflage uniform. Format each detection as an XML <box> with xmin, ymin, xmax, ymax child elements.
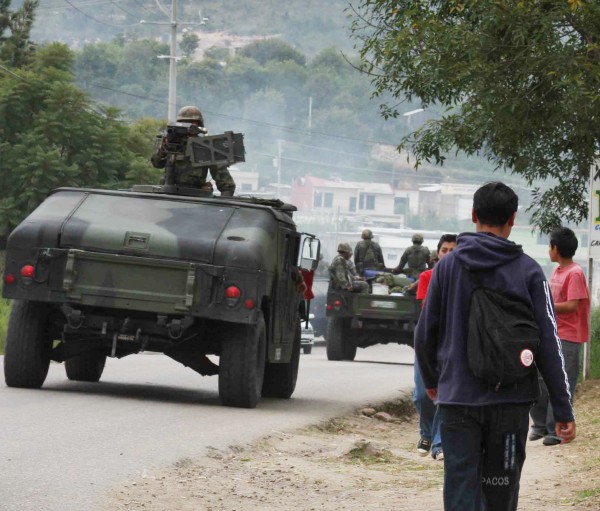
<box><xmin>329</xmin><ymin>255</ymin><xmax>369</xmax><ymax>294</ymax></box>
<box><xmin>394</xmin><ymin>244</ymin><xmax>431</xmax><ymax>279</ymax></box>
<box><xmin>354</xmin><ymin>239</ymin><xmax>385</xmax><ymax>275</ymax></box>
<box><xmin>151</xmin><ymin>142</ymin><xmax>236</xmax><ymax>195</ymax></box>
<box><xmin>151</xmin><ymin>105</ymin><xmax>236</xmax><ymax>196</ymax></box>
<box><xmin>374</xmin><ymin>273</ymin><xmax>413</xmax><ymax>294</ymax></box>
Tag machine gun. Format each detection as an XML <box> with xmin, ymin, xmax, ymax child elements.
<box><xmin>156</xmin><ymin>122</ymin><xmax>245</xmax><ymax>190</ymax></box>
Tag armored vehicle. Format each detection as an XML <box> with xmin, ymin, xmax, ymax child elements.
<box><xmin>3</xmin><ymin>183</ymin><xmax>319</xmax><ymax>408</ymax></box>
<box><xmin>325</xmin><ymin>283</ymin><xmax>419</xmax><ymax>361</ymax></box>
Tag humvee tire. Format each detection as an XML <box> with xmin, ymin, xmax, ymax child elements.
<box><xmin>4</xmin><ymin>301</ymin><xmax>52</xmax><ymax>388</ymax></box>
<box><xmin>302</xmin><ymin>345</ymin><xmax>312</xmax><ymax>355</ymax></box>
<box><xmin>326</xmin><ymin>317</ymin><xmax>356</xmax><ymax>361</ymax></box>
<box><xmin>65</xmin><ymin>351</ymin><xmax>107</xmax><ymax>382</ymax></box>
<box><xmin>219</xmin><ymin>314</ymin><xmax>267</xmax><ymax>408</ymax></box>
<box><xmin>262</xmin><ymin>321</ymin><xmax>301</xmax><ymax>398</ymax></box>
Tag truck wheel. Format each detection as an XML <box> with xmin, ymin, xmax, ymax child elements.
<box><xmin>4</xmin><ymin>301</ymin><xmax>52</xmax><ymax>388</ymax></box>
<box><xmin>219</xmin><ymin>314</ymin><xmax>266</xmax><ymax>408</ymax></box>
<box><xmin>262</xmin><ymin>321</ymin><xmax>301</xmax><ymax>398</ymax></box>
<box><xmin>65</xmin><ymin>351</ymin><xmax>107</xmax><ymax>382</ymax></box>
<box><xmin>302</xmin><ymin>345</ymin><xmax>312</xmax><ymax>355</ymax></box>
<box><xmin>326</xmin><ymin>317</ymin><xmax>357</xmax><ymax>361</ymax></box>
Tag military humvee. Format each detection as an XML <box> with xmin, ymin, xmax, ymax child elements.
<box><xmin>325</xmin><ymin>283</ymin><xmax>419</xmax><ymax>361</ymax></box>
<box><xmin>2</xmin><ymin>179</ymin><xmax>319</xmax><ymax>408</ymax></box>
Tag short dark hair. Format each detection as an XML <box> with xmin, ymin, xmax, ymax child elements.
<box><xmin>473</xmin><ymin>182</ymin><xmax>518</xmax><ymax>227</ymax></box>
<box><xmin>549</xmin><ymin>226</ymin><xmax>578</xmax><ymax>258</ymax></box>
<box><xmin>437</xmin><ymin>233</ymin><xmax>457</xmax><ymax>253</ymax></box>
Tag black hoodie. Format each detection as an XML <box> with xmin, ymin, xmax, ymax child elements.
<box><xmin>414</xmin><ymin>232</ymin><xmax>574</xmax><ymax>423</ymax></box>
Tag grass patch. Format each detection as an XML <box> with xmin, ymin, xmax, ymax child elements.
<box><xmin>570</xmin><ymin>486</ymin><xmax>600</xmax><ymax>505</ymax></box>
<box><xmin>346</xmin><ymin>440</ymin><xmax>393</xmax><ymax>465</ymax></box>
<box><xmin>0</xmin><ymin>298</ymin><xmax>10</xmax><ymax>354</ymax></box>
<box><xmin>311</xmin><ymin>418</ymin><xmax>351</xmax><ymax>434</ymax></box>
<box><xmin>590</xmin><ymin>307</ymin><xmax>600</xmax><ymax>379</ymax></box>
<box><xmin>377</xmin><ymin>398</ymin><xmax>416</xmax><ymax>420</ymax></box>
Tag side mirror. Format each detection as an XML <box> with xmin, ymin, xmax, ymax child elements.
<box><xmin>300</xmin><ymin>235</ymin><xmax>321</xmax><ymax>271</ymax></box>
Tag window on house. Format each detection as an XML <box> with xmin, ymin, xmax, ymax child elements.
<box><xmin>313</xmin><ymin>191</ymin><xmax>323</xmax><ymax>208</ymax></box>
<box><xmin>349</xmin><ymin>197</ymin><xmax>357</xmax><ymax>212</ymax></box>
<box><xmin>394</xmin><ymin>197</ymin><xmax>408</xmax><ymax>215</ymax></box>
<box><xmin>323</xmin><ymin>192</ymin><xmax>333</xmax><ymax>208</ymax></box>
<box><xmin>359</xmin><ymin>193</ymin><xmax>375</xmax><ymax>210</ymax></box>
<box><xmin>241</xmin><ymin>183</ymin><xmax>252</xmax><ymax>191</ymax></box>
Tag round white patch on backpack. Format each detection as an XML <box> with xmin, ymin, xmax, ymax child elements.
<box><xmin>520</xmin><ymin>349</ymin><xmax>534</xmax><ymax>367</ymax></box>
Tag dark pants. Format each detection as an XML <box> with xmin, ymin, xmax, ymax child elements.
<box><xmin>440</xmin><ymin>403</ymin><xmax>530</xmax><ymax>511</ymax></box>
<box><xmin>529</xmin><ymin>339</ymin><xmax>581</xmax><ymax>439</ymax></box>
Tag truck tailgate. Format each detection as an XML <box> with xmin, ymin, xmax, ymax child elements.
<box><xmin>353</xmin><ymin>294</ymin><xmax>417</xmax><ymax>320</ymax></box>
<box><xmin>62</xmin><ymin>249</ymin><xmax>199</xmax><ymax>314</ymax></box>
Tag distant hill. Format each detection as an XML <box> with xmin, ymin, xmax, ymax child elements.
<box><xmin>30</xmin><ymin>0</ymin><xmax>355</xmax><ymax>57</ymax></box>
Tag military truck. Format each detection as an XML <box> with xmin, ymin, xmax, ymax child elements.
<box><xmin>325</xmin><ymin>283</ymin><xmax>419</xmax><ymax>360</ymax></box>
<box><xmin>2</xmin><ymin>127</ymin><xmax>320</xmax><ymax>409</ymax></box>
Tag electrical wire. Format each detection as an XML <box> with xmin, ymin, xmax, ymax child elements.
<box><xmin>62</xmin><ymin>0</ymin><xmax>140</xmax><ymax>28</ymax></box>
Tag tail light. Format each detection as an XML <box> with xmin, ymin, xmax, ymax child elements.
<box><xmin>20</xmin><ymin>265</ymin><xmax>35</xmax><ymax>278</ymax></box>
<box><xmin>4</xmin><ymin>274</ymin><xmax>16</xmax><ymax>285</ymax></box>
<box><xmin>224</xmin><ymin>285</ymin><xmax>241</xmax><ymax>306</ymax></box>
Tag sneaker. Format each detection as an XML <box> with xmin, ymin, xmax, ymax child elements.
<box><xmin>543</xmin><ymin>436</ymin><xmax>562</xmax><ymax>446</ymax></box>
<box><xmin>529</xmin><ymin>432</ymin><xmax>544</xmax><ymax>441</ymax></box>
<box><xmin>433</xmin><ymin>450</ymin><xmax>444</xmax><ymax>461</ymax></box>
<box><xmin>416</xmin><ymin>438</ymin><xmax>431</xmax><ymax>456</ymax></box>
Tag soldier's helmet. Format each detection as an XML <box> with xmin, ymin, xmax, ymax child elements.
<box><xmin>361</xmin><ymin>229</ymin><xmax>373</xmax><ymax>240</ymax></box>
<box><xmin>412</xmin><ymin>233</ymin><xmax>424</xmax><ymax>244</ymax></box>
<box><xmin>177</xmin><ymin>105</ymin><xmax>204</xmax><ymax>126</ymax></box>
<box><xmin>337</xmin><ymin>242</ymin><xmax>352</xmax><ymax>254</ymax></box>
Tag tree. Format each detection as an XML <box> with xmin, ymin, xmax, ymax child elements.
<box><xmin>0</xmin><ymin>0</ymin><xmax>38</xmax><ymax>67</ymax></box>
<box><xmin>0</xmin><ymin>43</ymin><xmax>157</xmax><ymax>235</ymax></box>
<box><xmin>240</xmin><ymin>39</ymin><xmax>306</xmax><ymax>66</ymax></box>
<box><xmin>180</xmin><ymin>32</ymin><xmax>199</xmax><ymax>58</ymax></box>
<box><xmin>350</xmin><ymin>0</ymin><xmax>600</xmax><ymax>232</ymax></box>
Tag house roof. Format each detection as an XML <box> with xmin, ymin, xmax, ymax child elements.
<box><xmin>304</xmin><ymin>175</ymin><xmax>393</xmax><ymax>195</ymax></box>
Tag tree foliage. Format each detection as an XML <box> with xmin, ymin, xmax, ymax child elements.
<box><xmin>350</xmin><ymin>0</ymin><xmax>600</xmax><ymax>232</ymax></box>
<box><xmin>0</xmin><ymin>0</ymin><xmax>38</xmax><ymax>67</ymax></box>
<box><xmin>239</xmin><ymin>39</ymin><xmax>306</xmax><ymax>66</ymax></box>
<box><xmin>180</xmin><ymin>32</ymin><xmax>199</xmax><ymax>58</ymax></box>
<box><xmin>0</xmin><ymin>42</ymin><xmax>160</xmax><ymax>235</ymax></box>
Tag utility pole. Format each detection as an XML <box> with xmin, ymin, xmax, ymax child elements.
<box><xmin>277</xmin><ymin>139</ymin><xmax>283</xmax><ymax>198</ymax></box>
<box><xmin>141</xmin><ymin>1</ymin><xmax>208</xmax><ymax>122</ymax></box>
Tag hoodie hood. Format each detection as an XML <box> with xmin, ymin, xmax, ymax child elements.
<box><xmin>453</xmin><ymin>232</ymin><xmax>523</xmax><ymax>272</ymax></box>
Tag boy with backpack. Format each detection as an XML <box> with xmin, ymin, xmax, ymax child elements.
<box><xmin>414</xmin><ymin>182</ymin><xmax>575</xmax><ymax>511</ymax></box>
<box><xmin>529</xmin><ymin>226</ymin><xmax>590</xmax><ymax>446</ymax></box>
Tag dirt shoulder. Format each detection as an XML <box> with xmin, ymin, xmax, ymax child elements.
<box><xmin>101</xmin><ymin>381</ymin><xmax>600</xmax><ymax>511</ymax></box>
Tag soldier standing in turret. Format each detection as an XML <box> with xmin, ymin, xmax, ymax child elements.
<box><xmin>392</xmin><ymin>233</ymin><xmax>431</xmax><ymax>279</ymax></box>
<box><xmin>151</xmin><ymin>106</ymin><xmax>236</xmax><ymax>196</ymax></box>
<box><xmin>354</xmin><ymin>229</ymin><xmax>385</xmax><ymax>276</ymax></box>
<box><xmin>329</xmin><ymin>243</ymin><xmax>369</xmax><ymax>294</ymax></box>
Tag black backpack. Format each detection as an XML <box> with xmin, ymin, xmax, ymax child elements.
<box><xmin>465</xmin><ymin>269</ymin><xmax>540</xmax><ymax>390</ymax></box>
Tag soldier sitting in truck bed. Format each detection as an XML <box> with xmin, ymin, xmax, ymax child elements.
<box><xmin>328</xmin><ymin>242</ymin><xmax>369</xmax><ymax>294</ymax></box>
<box><xmin>151</xmin><ymin>106</ymin><xmax>236</xmax><ymax>196</ymax></box>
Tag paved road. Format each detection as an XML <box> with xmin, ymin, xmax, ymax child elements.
<box><xmin>0</xmin><ymin>343</ymin><xmax>415</xmax><ymax>511</ymax></box>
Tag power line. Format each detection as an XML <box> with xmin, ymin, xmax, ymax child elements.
<box><xmin>0</xmin><ymin>64</ymin><xmax>26</xmax><ymax>80</ymax></box>
<box><xmin>81</xmin><ymin>81</ymin><xmax>398</xmax><ymax>147</ymax></box>
<box><xmin>62</xmin><ymin>0</ymin><xmax>140</xmax><ymax>28</ymax></box>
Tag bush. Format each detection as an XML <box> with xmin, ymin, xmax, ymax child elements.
<box><xmin>588</xmin><ymin>307</ymin><xmax>600</xmax><ymax>379</ymax></box>
<box><xmin>0</xmin><ymin>299</ymin><xmax>10</xmax><ymax>354</ymax></box>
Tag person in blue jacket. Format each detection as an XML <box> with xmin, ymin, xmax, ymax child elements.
<box><xmin>414</xmin><ymin>181</ymin><xmax>576</xmax><ymax>511</ymax></box>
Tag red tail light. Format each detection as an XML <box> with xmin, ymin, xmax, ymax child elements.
<box><xmin>224</xmin><ymin>285</ymin><xmax>241</xmax><ymax>307</ymax></box>
<box><xmin>20</xmin><ymin>265</ymin><xmax>35</xmax><ymax>278</ymax></box>
<box><xmin>244</xmin><ymin>298</ymin><xmax>255</xmax><ymax>310</ymax></box>
<box><xmin>225</xmin><ymin>286</ymin><xmax>241</xmax><ymax>299</ymax></box>
<box><xmin>326</xmin><ymin>304</ymin><xmax>333</xmax><ymax>311</ymax></box>
<box><xmin>4</xmin><ymin>274</ymin><xmax>16</xmax><ymax>284</ymax></box>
